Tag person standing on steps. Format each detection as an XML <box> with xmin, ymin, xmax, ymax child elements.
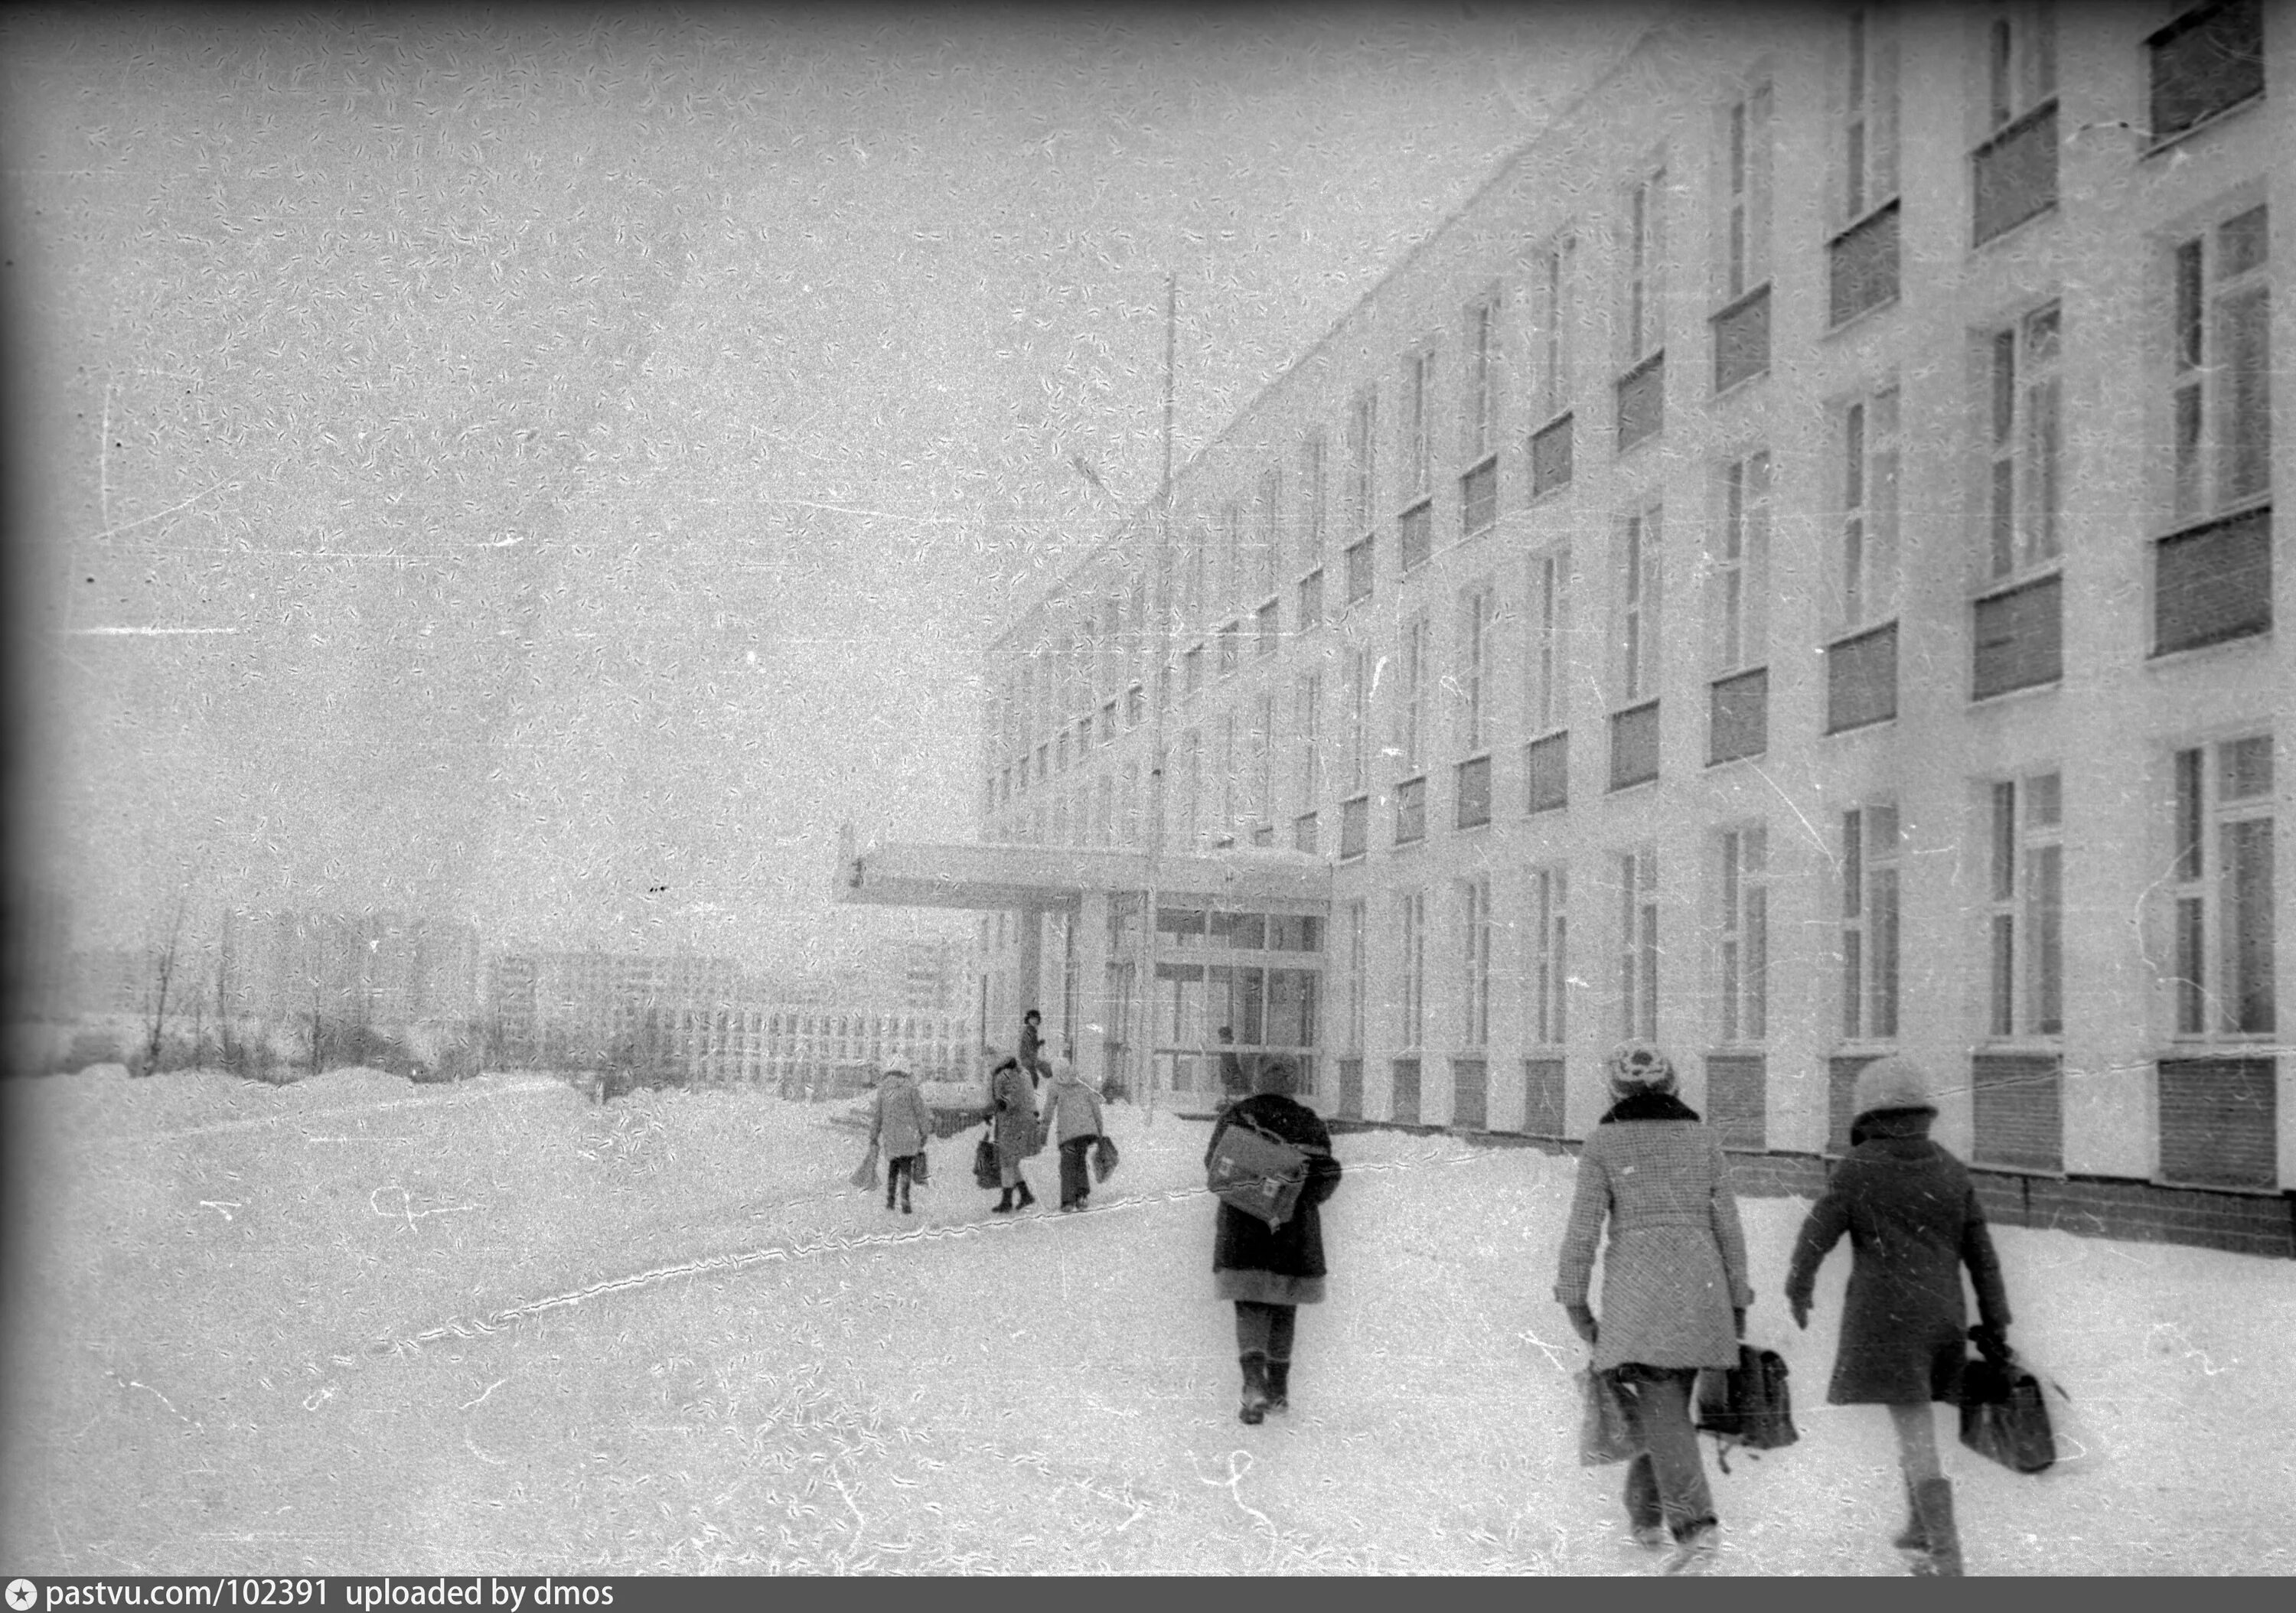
<box><xmin>1018</xmin><ymin>1008</ymin><xmax>1046</xmax><ymax>1090</ymax></box>
<box><xmin>867</xmin><ymin>1064</ymin><xmax>932</xmax><ymax>1215</ymax></box>
<box><xmin>1215</xmin><ymin>1025</ymin><xmax>1253</xmax><ymax>1110</ymax></box>
<box><xmin>1783</xmin><ymin>1056</ymin><xmax>2015</xmax><ymax>1579</ymax></box>
<box><xmin>1037</xmin><ymin>1057</ymin><xmax>1106</xmax><ymax>1212</ymax></box>
<box><xmin>1553</xmin><ymin>1041</ymin><xmax>1753</xmax><ymax>1577</ymax></box>
<box><xmin>1205</xmin><ymin>1055</ymin><xmax>1342</xmax><ymax>1426</ymax></box>
<box><xmin>987</xmin><ymin>1050</ymin><xmax>1041</xmax><ymax>1214</ymax></box>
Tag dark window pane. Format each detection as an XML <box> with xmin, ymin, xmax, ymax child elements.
<box><xmin>1972</xmin><ymin>1053</ymin><xmax>2065</xmax><ymax>1173</ymax></box>
<box><xmin>1531</xmin><ymin>413</ymin><xmax>1574</xmax><ymax>497</ymax></box>
<box><xmin>1391</xmin><ymin>1058</ymin><xmax>1422</xmax><ymax>1125</ymax></box>
<box><xmin>1337</xmin><ymin>1057</ymin><xmax>1363</xmax><ymax>1119</ymax></box>
<box><xmin>1523</xmin><ymin>1057</ymin><xmax>1567</xmax><ymax>1137</ymax></box>
<box><xmin>1455</xmin><ymin>755</ymin><xmax>1492</xmax><ymax>829</ymax></box>
<box><xmin>2157</xmin><ymin>1056</ymin><xmax>2277</xmax><ymax>1188</ymax></box>
<box><xmin>1827</xmin><ymin>1054</ymin><xmax>1879</xmax><ymax>1156</ymax></box>
<box><xmin>2154</xmin><ymin>506</ymin><xmax>2272</xmax><ymax>654</ymax></box>
<box><xmin>1299</xmin><ymin>569</ymin><xmax>1323</xmax><ymax>628</ymax></box>
<box><xmin>1705</xmin><ymin>1054</ymin><xmax>1766</xmax><ymax>1152</ymax></box>
<box><xmin>1339</xmin><ymin>796</ymin><xmax>1368</xmax><ymax>860</ymax></box>
<box><xmin>1828</xmin><ymin>200</ymin><xmax>1901</xmax><ymax>327</ymax></box>
<box><xmin>1394</xmin><ymin>777</ymin><xmax>1427</xmax><ymax>844</ymax></box>
<box><xmin>1462</xmin><ymin>456</ymin><xmax>1498</xmax><ymax>535</ymax></box>
<box><xmin>1399</xmin><ymin>501</ymin><xmax>1433</xmax><ymax>572</ymax></box>
<box><xmin>1451</xmin><ymin>1058</ymin><xmax>1488</xmax><ymax>1130</ymax></box>
<box><xmin>1826</xmin><ymin>622</ymin><xmax>1899</xmax><ymax>733</ymax></box>
<box><xmin>1972</xmin><ymin>100</ymin><xmax>2059</xmax><ymax>245</ymax></box>
<box><xmin>1711</xmin><ymin>285</ymin><xmax>1771</xmax><ymax>394</ymax></box>
<box><xmin>1525</xmin><ymin>731</ymin><xmax>1569</xmax><ymax>813</ymax></box>
<box><xmin>1616</xmin><ymin>353</ymin><xmax>1665</xmax><ymax>451</ymax></box>
<box><xmin>2224</xmin><ymin>817</ymin><xmax>2275</xmax><ymax>1033</ymax></box>
<box><xmin>1972</xmin><ymin>572</ymin><xmax>2064</xmax><ymax>699</ymax></box>
<box><xmin>1345</xmin><ymin>537</ymin><xmax>1375</xmax><ymax>604</ymax></box>
<box><xmin>1292</xmin><ymin>811</ymin><xmax>1318</xmax><ymax>855</ymax></box>
<box><xmin>2149</xmin><ymin>0</ymin><xmax>2265</xmax><ymax>141</ymax></box>
<box><xmin>1708</xmin><ymin>666</ymin><xmax>1769</xmax><ymax>764</ymax></box>
<box><xmin>1608</xmin><ymin>699</ymin><xmax>1660</xmax><ymax>791</ymax></box>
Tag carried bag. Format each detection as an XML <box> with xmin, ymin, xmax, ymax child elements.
<box><xmin>972</xmin><ymin>1133</ymin><xmax>1000</xmax><ymax>1190</ymax></box>
<box><xmin>1577</xmin><ymin>1365</ymin><xmax>1640</xmax><ymax>1467</ymax></box>
<box><xmin>910</xmin><ymin>1150</ymin><xmax>929</xmax><ymax>1188</ymax></box>
<box><xmin>1205</xmin><ymin>1112</ymin><xmax>1315</xmax><ymax>1228</ymax></box>
<box><xmin>850</xmin><ymin>1142</ymin><xmax>880</xmax><ymax>1191</ymax></box>
<box><xmin>1695</xmin><ymin>1344</ymin><xmax>1799</xmax><ymax>1473</ymax></box>
<box><xmin>1959</xmin><ymin>1337</ymin><xmax>2057</xmax><ymax>1475</ymax></box>
<box><xmin>1092</xmin><ymin>1134</ymin><xmax>1120</xmax><ymax>1184</ymax></box>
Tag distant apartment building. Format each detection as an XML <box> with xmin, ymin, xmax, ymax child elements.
<box><xmin>843</xmin><ymin>2</ymin><xmax>2294</xmax><ymax>1254</ymax></box>
<box><xmin>217</xmin><ymin>909</ymin><xmax>481</xmax><ymax>1029</ymax></box>
<box><xmin>483</xmin><ymin>944</ymin><xmax>974</xmax><ymax>1090</ymax></box>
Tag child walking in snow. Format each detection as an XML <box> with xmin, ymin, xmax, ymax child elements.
<box><xmin>987</xmin><ymin>1052</ymin><xmax>1041</xmax><ymax>1213</ymax></box>
<box><xmin>1553</xmin><ymin>1041</ymin><xmax>1753</xmax><ymax>1576</ymax></box>
<box><xmin>1037</xmin><ymin>1057</ymin><xmax>1106</xmax><ymax>1212</ymax></box>
<box><xmin>1783</xmin><ymin>1056</ymin><xmax>2015</xmax><ymax>1577</ymax></box>
<box><xmin>867</xmin><ymin>1064</ymin><xmax>933</xmax><ymax>1215</ymax></box>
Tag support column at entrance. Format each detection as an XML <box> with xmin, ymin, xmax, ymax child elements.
<box><xmin>1011</xmin><ymin>905</ymin><xmax>1044</xmax><ymax>1057</ymax></box>
<box><xmin>1075</xmin><ymin>889</ymin><xmax>1111</xmax><ymax>1090</ymax></box>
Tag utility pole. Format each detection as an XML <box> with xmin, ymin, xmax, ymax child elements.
<box><xmin>1133</xmin><ymin>272</ymin><xmax>1178</xmax><ymax>1128</ymax></box>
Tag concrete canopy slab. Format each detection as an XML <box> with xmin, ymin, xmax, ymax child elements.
<box><xmin>833</xmin><ymin>832</ymin><xmax>1330</xmax><ymax>912</ymax></box>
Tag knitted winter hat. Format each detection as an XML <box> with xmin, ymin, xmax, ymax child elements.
<box><xmin>1851</xmin><ymin>1055</ymin><xmax>1936</xmax><ymax>1120</ymax></box>
<box><xmin>1606</xmin><ymin>1040</ymin><xmax>1678</xmax><ymax>1096</ymax></box>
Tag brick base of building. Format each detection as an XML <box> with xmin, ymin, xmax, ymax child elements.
<box><xmin>1308</xmin><ymin>1117</ymin><xmax>2296</xmax><ymax>1261</ymax></box>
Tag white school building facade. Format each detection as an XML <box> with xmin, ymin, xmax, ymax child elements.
<box><xmin>841</xmin><ymin>2</ymin><xmax>2294</xmax><ymax>1254</ymax></box>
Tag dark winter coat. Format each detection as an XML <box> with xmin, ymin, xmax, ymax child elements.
<box><xmin>866</xmin><ymin>1070</ymin><xmax>932</xmax><ymax>1159</ymax></box>
<box><xmin>1205</xmin><ymin>1094</ymin><xmax>1342</xmax><ymax>1304</ymax></box>
<box><xmin>990</xmin><ymin>1061</ymin><xmax>1042</xmax><ymax>1169</ymax></box>
<box><xmin>1018</xmin><ymin>1022</ymin><xmax>1042</xmax><ymax>1074</ymax></box>
<box><xmin>1784</xmin><ymin>1119</ymin><xmax>2014</xmax><ymax>1406</ymax></box>
<box><xmin>1553</xmin><ymin>1093</ymin><xmax>1753</xmax><ymax>1373</ymax></box>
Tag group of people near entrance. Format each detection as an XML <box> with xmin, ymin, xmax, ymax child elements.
<box><xmin>870</xmin><ymin>1019</ymin><xmax>2013</xmax><ymax>1577</ymax></box>
<box><xmin>864</xmin><ymin>1008</ymin><xmax>1110</xmax><ymax>1217</ymax></box>
<box><xmin>1559</xmin><ymin>1041</ymin><xmax>2012</xmax><ymax>1576</ymax></box>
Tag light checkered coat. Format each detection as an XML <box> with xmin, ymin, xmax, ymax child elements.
<box><xmin>1554</xmin><ymin>1116</ymin><xmax>1754</xmax><ymax>1373</ymax></box>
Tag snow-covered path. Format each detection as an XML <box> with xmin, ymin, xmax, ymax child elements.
<box><xmin>2</xmin><ymin>1069</ymin><xmax>2291</xmax><ymax>1575</ymax></box>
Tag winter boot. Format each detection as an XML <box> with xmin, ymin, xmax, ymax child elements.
<box><xmin>993</xmin><ymin>1188</ymin><xmax>1015</xmax><ymax>1214</ymax></box>
<box><xmin>1660</xmin><ymin>1521</ymin><xmax>1720</xmax><ymax>1576</ymax></box>
<box><xmin>1238</xmin><ymin>1352</ymin><xmax>1270</xmax><ymax>1425</ymax></box>
<box><xmin>1264</xmin><ymin>1358</ymin><xmax>1291</xmax><ymax>1413</ymax></box>
<box><xmin>1890</xmin><ymin>1481</ymin><xmax>1928</xmax><ymax>1553</ymax></box>
<box><xmin>1910</xmin><ymin>1478</ymin><xmax>1962</xmax><ymax>1577</ymax></box>
<box><xmin>1014</xmin><ymin>1178</ymin><xmax>1036</xmax><ymax>1210</ymax></box>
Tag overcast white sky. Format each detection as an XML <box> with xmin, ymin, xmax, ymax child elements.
<box><xmin>4</xmin><ymin>3</ymin><xmax>1655</xmax><ymax>976</ymax></box>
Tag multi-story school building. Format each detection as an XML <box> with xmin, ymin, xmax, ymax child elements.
<box><xmin>841</xmin><ymin>1</ymin><xmax>2293</xmax><ymax>1253</ymax></box>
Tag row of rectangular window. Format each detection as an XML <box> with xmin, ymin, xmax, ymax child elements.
<box><xmin>1321</xmin><ymin>1050</ymin><xmax>2275</xmax><ymax>1194</ymax></box>
<box><xmin>1321</xmin><ymin>756</ymin><xmax>2273</xmax><ymax>1106</ymax></box>
<box><xmin>991</xmin><ymin>1</ymin><xmax>2262</xmax><ymax>735</ymax></box>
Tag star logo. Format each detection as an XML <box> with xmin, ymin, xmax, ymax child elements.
<box><xmin>5</xmin><ymin>1579</ymin><xmax>38</xmax><ymax>1612</ymax></box>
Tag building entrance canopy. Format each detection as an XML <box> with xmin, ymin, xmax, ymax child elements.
<box><xmin>832</xmin><ymin>829</ymin><xmax>1329</xmax><ymax>914</ymax></box>
<box><xmin>833</xmin><ymin>829</ymin><xmax>1332</xmax><ymax>1110</ymax></box>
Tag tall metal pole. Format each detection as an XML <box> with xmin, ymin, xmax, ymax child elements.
<box><xmin>1135</xmin><ymin>272</ymin><xmax>1177</xmax><ymax>1128</ymax></box>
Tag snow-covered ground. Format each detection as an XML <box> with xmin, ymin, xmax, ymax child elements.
<box><xmin>2</xmin><ymin>1065</ymin><xmax>2291</xmax><ymax>1576</ymax></box>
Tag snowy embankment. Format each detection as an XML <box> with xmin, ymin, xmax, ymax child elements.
<box><xmin>1</xmin><ymin>1067</ymin><xmax>2290</xmax><ymax>1576</ymax></box>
